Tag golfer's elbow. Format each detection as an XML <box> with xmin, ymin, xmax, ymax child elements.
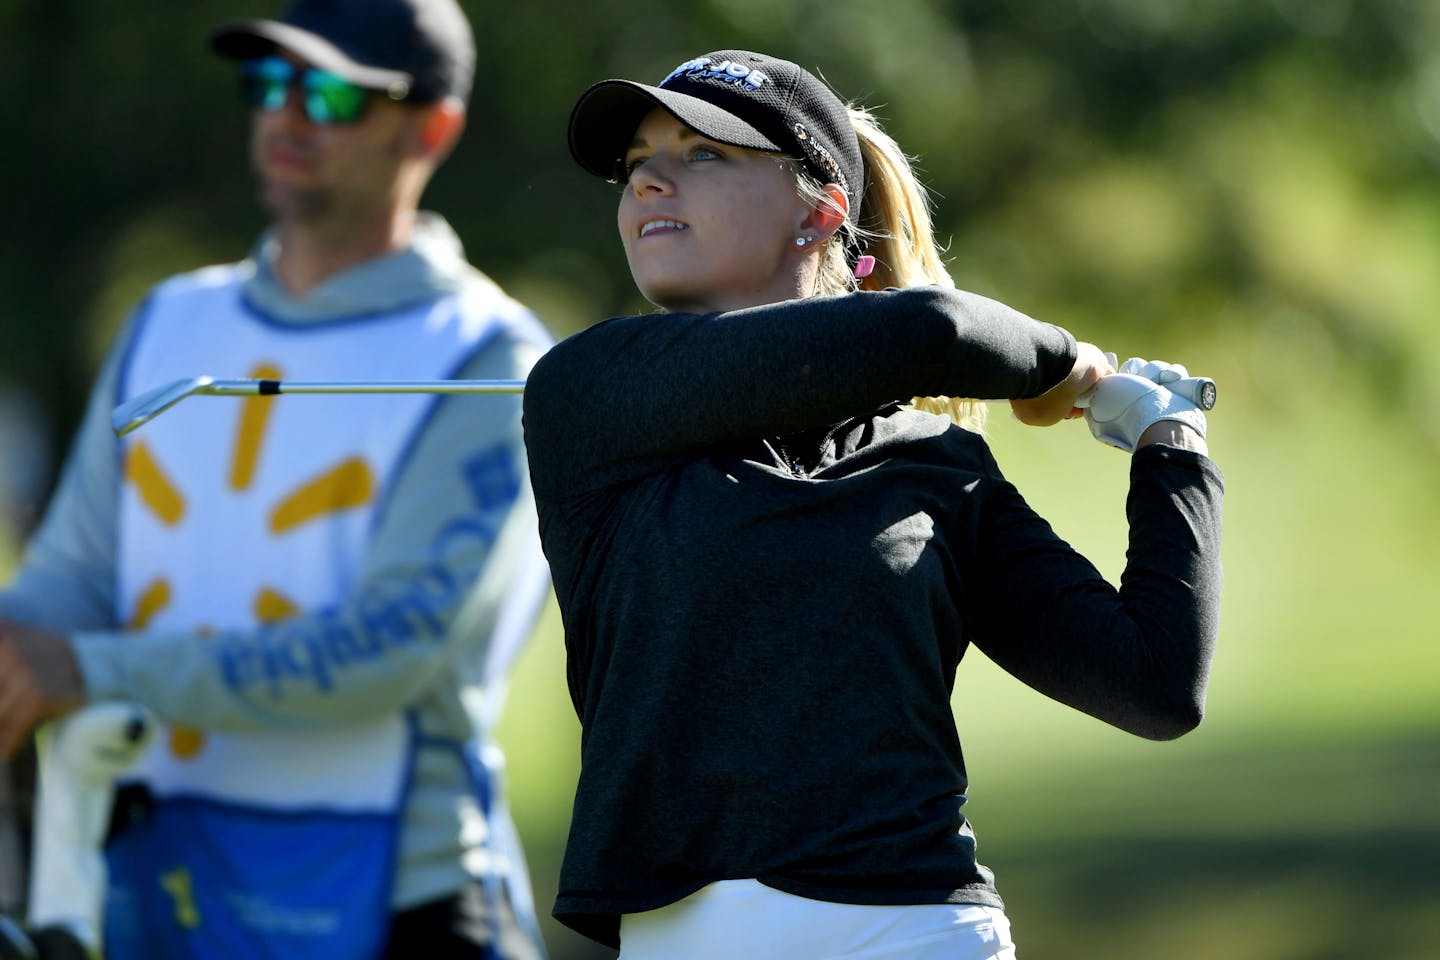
<box><xmin>1132</xmin><ymin>690</ymin><xmax>1206</xmax><ymax>741</ymax></box>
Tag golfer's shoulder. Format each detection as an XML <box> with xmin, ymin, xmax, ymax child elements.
<box><xmin>521</xmin><ymin>314</ymin><xmax>652</xmax><ymax>457</ymax></box>
<box><xmin>527</xmin><ymin>312</ymin><xmax>643</xmax><ymax>392</ymax></box>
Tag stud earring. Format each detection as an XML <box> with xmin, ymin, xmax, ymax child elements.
<box><xmin>795</xmin><ymin>235</ymin><xmax>814</xmax><ymax>248</ymax></box>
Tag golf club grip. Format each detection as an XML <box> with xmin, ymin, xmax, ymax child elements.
<box><xmin>1164</xmin><ymin>376</ymin><xmax>1216</xmax><ymax>410</ymax></box>
<box><xmin>1075</xmin><ymin>376</ymin><xmax>1216</xmax><ymax>411</ymax></box>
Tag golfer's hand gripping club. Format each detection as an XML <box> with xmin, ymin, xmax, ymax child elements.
<box><xmin>1076</xmin><ymin>357</ymin><xmax>1214</xmax><ymax>453</ymax></box>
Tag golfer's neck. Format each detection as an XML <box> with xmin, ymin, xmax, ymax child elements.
<box><xmin>271</xmin><ymin>208</ymin><xmax>416</xmax><ymax>297</ymax></box>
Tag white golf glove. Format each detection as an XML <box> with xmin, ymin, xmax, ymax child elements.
<box><xmin>1119</xmin><ymin>356</ymin><xmax>1189</xmax><ymax>386</ymax></box>
<box><xmin>1081</xmin><ymin>357</ymin><xmax>1207</xmax><ymax>453</ymax></box>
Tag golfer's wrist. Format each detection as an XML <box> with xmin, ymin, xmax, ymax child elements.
<box><xmin>1137</xmin><ymin>419</ymin><xmax>1207</xmax><ymax>454</ymax></box>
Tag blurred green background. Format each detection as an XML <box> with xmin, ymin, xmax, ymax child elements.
<box><xmin>3</xmin><ymin>1</ymin><xmax>1438</xmax><ymax>957</ymax></box>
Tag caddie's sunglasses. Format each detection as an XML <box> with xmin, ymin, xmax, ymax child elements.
<box><xmin>240</xmin><ymin>56</ymin><xmax>372</xmax><ymax>125</ymax></box>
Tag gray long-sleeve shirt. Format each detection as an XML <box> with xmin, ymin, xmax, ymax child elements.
<box><xmin>522</xmin><ymin>287</ymin><xmax>1224</xmax><ymax>948</ymax></box>
<box><xmin>1</xmin><ymin>214</ymin><xmax>553</xmax><ymax>910</ymax></box>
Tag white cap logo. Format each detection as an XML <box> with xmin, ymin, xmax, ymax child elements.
<box><xmin>662</xmin><ymin>56</ymin><xmax>771</xmax><ymax>92</ymax></box>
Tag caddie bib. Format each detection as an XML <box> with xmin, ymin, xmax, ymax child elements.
<box><xmin>105</xmin><ymin>263</ymin><xmax>499</xmax><ymax>960</ymax></box>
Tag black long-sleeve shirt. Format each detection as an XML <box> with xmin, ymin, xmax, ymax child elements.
<box><xmin>522</xmin><ymin>287</ymin><xmax>1224</xmax><ymax>948</ymax></box>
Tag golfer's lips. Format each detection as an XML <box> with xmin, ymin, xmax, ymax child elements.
<box><xmin>638</xmin><ymin>217</ymin><xmax>689</xmax><ymax>238</ymax></box>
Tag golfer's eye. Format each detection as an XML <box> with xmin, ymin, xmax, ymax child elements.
<box><xmin>688</xmin><ymin>144</ymin><xmax>723</xmax><ymax>163</ymax></box>
<box><xmin>621</xmin><ymin>155</ymin><xmax>650</xmax><ymax>180</ymax></box>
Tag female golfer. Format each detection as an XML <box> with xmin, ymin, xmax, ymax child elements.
<box><xmin>523</xmin><ymin>50</ymin><xmax>1221</xmax><ymax>959</ymax></box>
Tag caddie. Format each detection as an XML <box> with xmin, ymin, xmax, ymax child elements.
<box><xmin>0</xmin><ymin>1</ymin><xmax>553</xmax><ymax>957</ymax></box>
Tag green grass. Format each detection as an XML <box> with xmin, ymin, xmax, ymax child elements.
<box><xmin>966</xmin><ymin>734</ymin><xmax>1440</xmax><ymax>959</ymax></box>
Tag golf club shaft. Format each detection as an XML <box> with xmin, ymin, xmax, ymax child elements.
<box><xmin>112</xmin><ymin>377</ymin><xmax>526</xmax><ymax>437</ymax></box>
<box><xmin>210</xmin><ymin>379</ymin><xmax>527</xmax><ymax>397</ymax></box>
<box><xmin>116</xmin><ymin>374</ymin><xmax>1214</xmax><ymax>438</ymax></box>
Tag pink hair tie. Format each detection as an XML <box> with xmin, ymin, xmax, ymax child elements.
<box><xmin>853</xmin><ymin>255</ymin><xmax>876</xmax><ymax>279</ymax></box>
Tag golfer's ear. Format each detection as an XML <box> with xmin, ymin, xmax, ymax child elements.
<box><xmin>418</xmin><ymin>98</ymin><xmax>465</xmax><ymax>158</ymax></box>
<box><xmin>798</xmin><ymin>183</ymin><xmax>849</xmax><ymax>242</ymax></box>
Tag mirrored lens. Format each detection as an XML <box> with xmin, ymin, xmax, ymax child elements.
<box><xmin>303</xmin><ymin>70</ymin><xmax>371</xmax><ymax>124</ymax></box>
<box><xmin>238</xmin><ymin>57</ymin><xmax>372</xmax><ymax>125</ymax></box>
<box><xmin>240</xmin><ymin>57</ymin><xmax>295</xmax><ymax>112</ymax></box>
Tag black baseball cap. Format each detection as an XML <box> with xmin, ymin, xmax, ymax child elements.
<box><xmin>210</xmin><ymin>0</ymin><xmax>475</xmax><ymax>104</ymax></box>
<box><xmin>569</xmin><ymin>50</ymin><xmax>865</xmax><ymax>218</ymax></box>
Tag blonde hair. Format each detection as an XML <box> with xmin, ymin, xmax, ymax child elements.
<box><xmin>790</xmin><ymin>105</ymin><xmax>986</xmax><ymax>433</ymax></box>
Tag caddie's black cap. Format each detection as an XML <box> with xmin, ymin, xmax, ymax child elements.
<box><xmin>569</xmin><ymin>50</ymin><xmax>865</xmax><ymax>218</ymax></box>
<box><xmin>210</xmin><ymin>0</ymin><xmax>475</xmax><ymax>105</ymax></box>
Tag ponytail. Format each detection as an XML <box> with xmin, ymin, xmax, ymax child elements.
<box><xmin>798</xmin><ymin>106</ymin><xmax>987</xmax><ymax>433</ymax></box>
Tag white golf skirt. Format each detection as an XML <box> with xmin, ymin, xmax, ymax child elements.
<box><xmin>618</xmin><ymin>879</ymin><xmax>1017</xmax><ymax>960</ymax></box>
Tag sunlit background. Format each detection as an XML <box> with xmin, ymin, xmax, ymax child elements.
<box><xmin>2</xmin><ymin>1</ymin><xmax>1438</xmax><ymax>957</ymax></box>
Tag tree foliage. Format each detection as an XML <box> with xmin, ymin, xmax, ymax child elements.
<box><xmin>4</xmin><ymin>0</ymin><xmax>1437</xmax><ymax>450</ymax></box>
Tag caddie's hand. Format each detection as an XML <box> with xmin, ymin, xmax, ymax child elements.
<box><xmin>1081</xmin><ymin>373</ymin><xmax>1207</xmax><ymax>453</ymax></box>
<box><xmin>0</xmin><ymin>619</ymin><xmax>86</xmax><ymax>758</ymax></box>
<box><xmin>1010</xmin><ymin>341</ymin><xmax>1115</xmax><ymax>426</ymax></box>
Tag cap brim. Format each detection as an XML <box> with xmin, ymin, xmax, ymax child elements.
<box><xmin>568</xmin><ymin>79</ymin><xmax>784</xmax><ymax>181</ymax></box>
<box><xmin>210</xmin><ymin>20</ymin><xmax>412</xmax><ymax>95</ymax></box>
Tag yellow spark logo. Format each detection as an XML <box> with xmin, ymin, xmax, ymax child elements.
<box><xmin>123</xmin><ymin>363</ymin><xmax>375</xmax><ymax>759</ymax></box>
<box><xmin>159</xmin><ymin>865</ymin><xmax>202</xmax><ymax>929</ymax></box>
